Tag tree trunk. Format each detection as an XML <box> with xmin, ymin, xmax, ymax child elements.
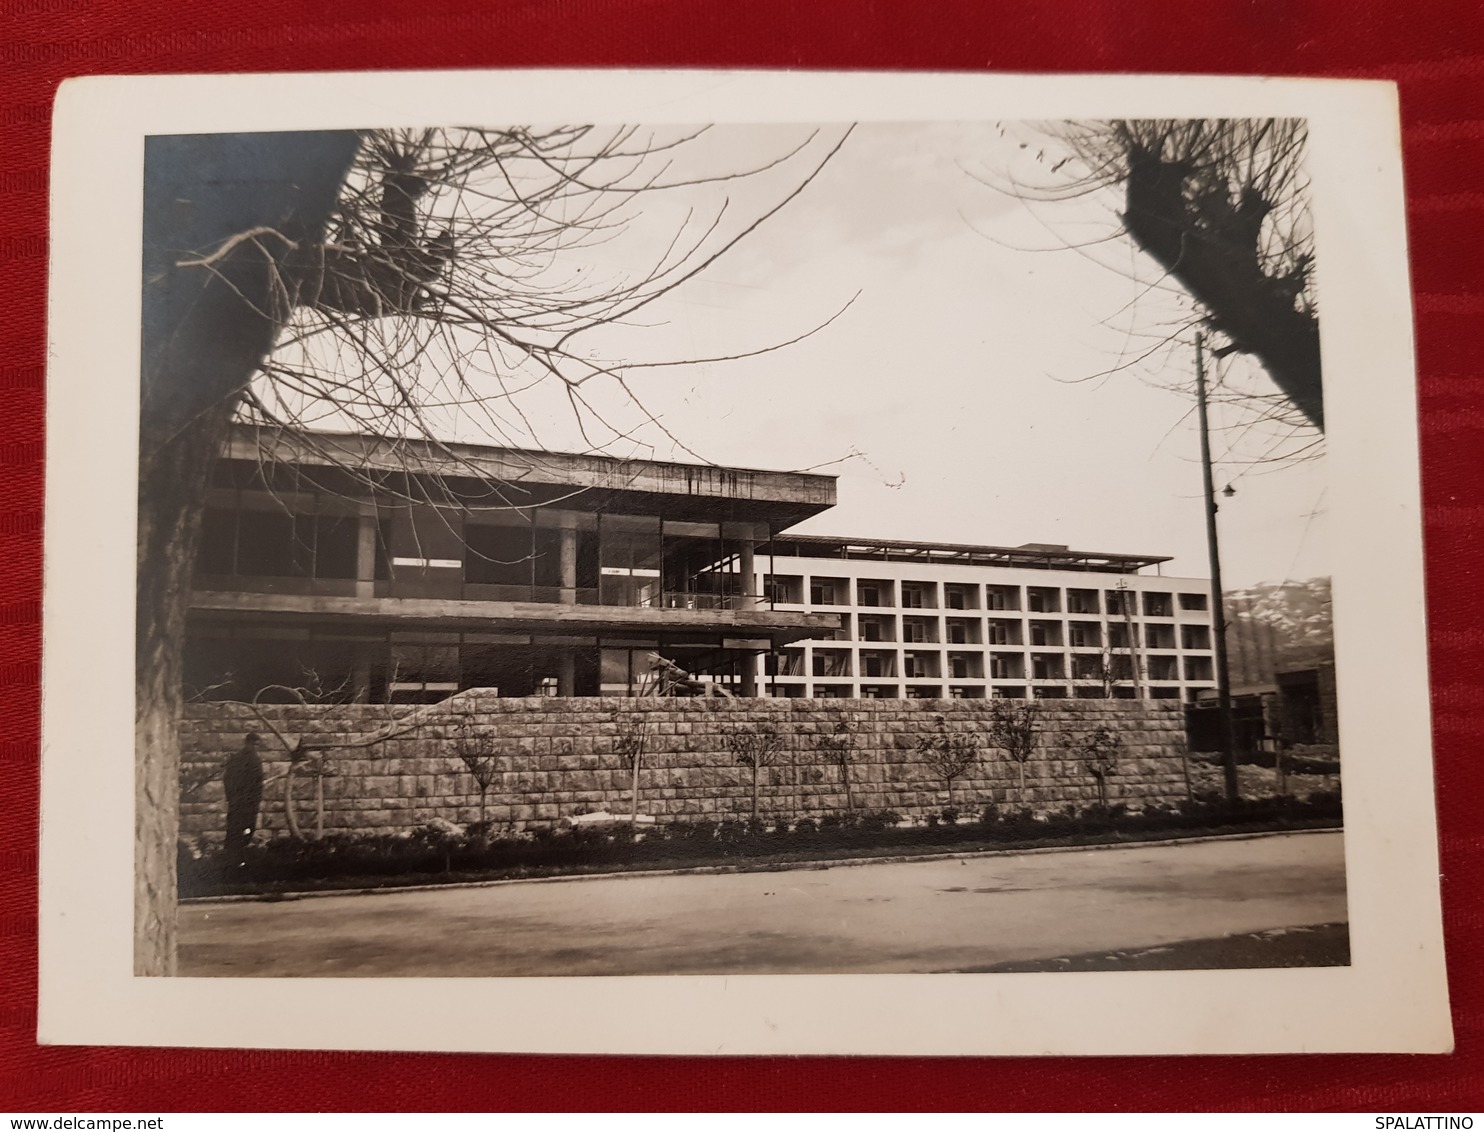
<box><xmin>630</xmin><ymin>753</ymin><xmax>642</xmax><ymax>825</ymax></box>
<box><xmin>135</xmin><ymin>401</ymin><xmax>236</xmax><ymax>975</ymax></box>
<box><xmin>1121</xmin><ymin>142</ymin><xmax>1324</xmax><ymax>431</ymax></box>
<box><xmin>136</xmin><ymin>131</ymin><xmax>361</xmax><ymax>975</ymax></box>
<box><xmin>1018</xmin><ymin>760</ymin><xmax>1027</xmax><ymax>807</ymax></box>
<box><xmin>841</xmin><ymin>760</ymin><xmax>853</xmax><ymax>812</ymax></box>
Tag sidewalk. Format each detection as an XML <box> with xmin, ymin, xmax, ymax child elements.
<box><xmin>178</xmin><ymin>829</ymin><xmax>1347</xmax><ymax>977</ymax></box>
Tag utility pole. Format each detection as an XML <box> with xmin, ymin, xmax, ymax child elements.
<box><xmin>1195</xmin><ymin>332</ymin><xmax>1240</xmax><ymax>803</ymax></box>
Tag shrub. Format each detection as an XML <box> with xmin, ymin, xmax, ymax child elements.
<box><xmin>857</xmin><ymin>808</ymin><xmax>901</xmax><ymax>831</ymax></box>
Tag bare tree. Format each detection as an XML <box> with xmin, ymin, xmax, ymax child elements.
<box><xmin>989</xmin><ymin>699</ymin><xmax>1044</xmax><ymax>806</ymax></box>
<box><xmin>138</xmin><ymin>124</ymin><xmax>848</xmax><ymax>972</ymax></box>
<box><xmin>725</xmin><ymin>724</ymin><xmax>787</xmax><ymax>820</ymax></box>
<box><xmin>612</xmin><ymin>713</ymin><xmax>650</xmax><ymax>825</ymax></box>
<box><xmin>812</xmin><ymin>719</ymin><xmax>859</xmax><ymax>812</ymax></box>
<box><xmin>453</xmin><ymin>721</ymin><xmax>499</xmax><ymax>826</ymax></box>
<box><xmin>915</xmin><ymin>714</ymin><xmax>980</xmax><ymax>810</ymax></box>
<box><xmin>980</xmin><ymin>118</ymin><xmax>1322</xmax><ymax>438</ymax></box>
<box><xmin>1076</xmin><ymin>724</ymin><xmax>1124</xmax><ymax>811</ymax></box>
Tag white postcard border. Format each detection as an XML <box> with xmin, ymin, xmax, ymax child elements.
<box><xmin>39</xmin><ymin>68</ymin><xmax>1450</xmax><ymax>1055</ymax></box>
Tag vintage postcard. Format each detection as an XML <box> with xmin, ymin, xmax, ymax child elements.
<box><xmin>39</xmin><ymin>69</ymin><xmax>1449</xmax><ymax>1054</ymax></box>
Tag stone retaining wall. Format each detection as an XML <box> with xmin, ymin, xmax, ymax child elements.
<box><xmin>179</xmin><ymin>695</ymin><xmax>1191</xmax><ymax>839</ymax></box>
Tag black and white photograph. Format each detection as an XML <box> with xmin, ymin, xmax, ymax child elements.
<box><xmin>40</xmin><ymin>70</ymin><xmax>1448</xmax><ymax>1055</ymax></box>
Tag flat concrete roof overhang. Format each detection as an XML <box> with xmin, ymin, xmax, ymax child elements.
<box><xmin>222</xmin><ymin>425</ymin><xmax>837</xmax><ymax>530</ymax></box>
<box><xmin>768</xmin><ymin>534</ymin><xmax>1172</xmax><ymax>574</ymax></box>
<box><xmin>188</xmin><ymin>590</ymin><xmax>840</xmax><ymax>646</ymax></box>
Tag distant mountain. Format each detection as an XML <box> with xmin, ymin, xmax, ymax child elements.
<box><xmin>1223</xmin><ymin>576</ymin><xmax>1333</xmax><ymax>687</ymax></box>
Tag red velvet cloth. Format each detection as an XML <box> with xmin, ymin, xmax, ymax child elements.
<box><xmin>3</xmin><ymin>0</ymin><xmax>1482</xmax><ymax>1111</ymax></box>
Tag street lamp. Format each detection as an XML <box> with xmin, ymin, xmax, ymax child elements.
<box><xmin>1195</xmin><ymin>332</ymin><xmax>1240</xmax><ymax>803</ymax></box>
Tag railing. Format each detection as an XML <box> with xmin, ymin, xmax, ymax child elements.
<box><xmin>201</xmin><ymin>574</ymin><xmax>782</xmax><ymax>614</ymax></box>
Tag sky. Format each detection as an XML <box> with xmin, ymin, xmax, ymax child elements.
<box><xmin>279</xmin><ymin>122</ymin><xmax>1330</xmax><ymax>589</ymax></box>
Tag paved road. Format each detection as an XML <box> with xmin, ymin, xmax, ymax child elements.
<box><xmin>178</xmin><ymin>830</ymin><xmax>1347</xmax><ymax>977</ymax></box>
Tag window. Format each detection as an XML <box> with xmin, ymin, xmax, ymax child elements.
<box><xmin>212</xmin><ymin>509</ymin><xmax>362</xmax><ymax>581</ymax></box>
<box><xmin>815</xmin><ymin>613</ymin><xmax>852</xmax><ymax>642</ymax></box>
<box><xmin>1105</xmin><ymin>589</ymin><xmax>1133</xmax><ymax>616</ymax></box>
<box><xmin>312</xmin><ymin>515</ymin><xmax>360</xmax><ymax>578</ymax></box>
<box><xmin>1150</xmin><ymin>687</ymin><xmax>1183</xmax><ymax>699</ymax></box>
<box><xmin>465</xmin><ymin>523</ymin><xmax>534</xmax><ymax>587</ymax></box>
<box><xmin>1068</xmin><ymin>621</ymin><xmax>1101</xmax><ymax>649</ymax></box>
<box><xmin>1033</xmin><ymin>686</ymin><xmax>1068</xmax><ymax>699</ymax></box>
<box><xmin>1031</xmin><ymin>653</ymin><xmax>1065</xmax><ymax>680</ymax></box>
<box><xmin>388</xmin><ymin>643</ymin><xmax>460</xmax><ymax>703</ymax></box>
<box><xmin>1143</xmin><ymin>591</ymin><xmax>1173</xmax><ymax>617</ymax></box>
<box><xmin>948</xmin><ymin>652</ymin><xmax>982</xmax><ymax>679</ymax></box>
<box><xmin>1179</xmin><ymin>592</ymin><xmax>1210</xmax><ymax>611</ymax></box>
<box><xmin>1145</xmin><ymin>623</ymin><xmax>1176</xmax><ymax>650</ymax></box>
<box><xmin>1028</xmin><ymin>620</ymin><xmax>1063</xmax><ymax>647</ymax></box>
<box><xmin>598</xmin><ymin>519</ymin><xmax>662</xmax><ymax>607</ymax></box>
<box><xmin>987</xmin><ymin>585</ymin><xmax>1021</xmax><ymax>611</ymax></box>
<box><xmin>857</xmin><ymin>579</ymin><xmax>893</xmax><ymax>607</ymax></box>
<box><xmin>809</xmin><ymin>577</ymin><xmax>844</xmax><ymax>606</ymax></box>
<box><xmin>1180</xmin><ymin>624</ymin><xmax>1212</xmax><ymax>650</ymax></box>
<box><xmin>1027</xmin><ymin>586</ymin><xmax>1062</xmax><ymax>613</ymax></box>
<box><xmin>1075</xmin><ymin>686</ymin><xmax>1108</xmax><ymax>699</ymax></box>
<box><xmin>901</xmin><ymin>581</ymin><xmax>936</xmax><ymax>609</ymax></box>
<box><xmin>1146</xmin><ymin>655</ymin><xmax>1179</xmax><ymax>681</ymax></box>
<box><xmin>904</xmin><ymin>651</ymin><xmax>940</xmax><ymax>679</ymax></box>
<box><xmin>1071</xmin><ymin>654</ymin><xmax>1104</xmax><ymax>681</ymax></box>
<box><xmin>813</xmin><ymin>684</ymin><xmax>850</xmax><ymax>699</ymax></box>
<box><xmin>767</xmin><ymin>649</ymin><xmax>804</xmax><ymax>677</ymax></box>
<box><xmin>858</xmin><ymin>614</ymin><xmax>894</xmax><ymax>642</ymax></box>
<box><xmin>1067</xmin><ymin>588</ymin><xmax>1100</xmax><ymax>614</ymax></box>
<box><xmin>946</xmin><ymin>617</ymin><xmax>979</xmax><ymax>645</ymax></box>
<box><xmin>764</xmin><ymin>574</ymin><xmax>803</xmax><ymax>604</ymax></box>
<box><xmin>1184</xmin><ymin>656</ymin><xmax>1214</xmax><ymax>681</ymax></box>
<box><xmin>1107</xmin><ymin>622</ymin><xmax>1130</xmax><ymax>649</ymax></box>
<box><xmin>990</xmin><ymin>652</ymin><xmax>1025</xmax><ymax>680</ymax></box>
<box><xmin>812</xmin><ymin>649</ymin><xmax>852</xmax><ymax>678</ymax></box>
<box><xmin>944</xmin><ymin>584</ymin><xmax>978</xmax><ymax>610</ymax></box>
<box><xmin>988</xmin><ymin>619</ymin><xmax>1022</xmax><ymax>646</ymax></box>
<box><xmin>196</xmin><ymin>508</ymin><xmax>238</xmax><ymax>575</ymax></box>
<box><xmin>906</xmin><ymin>685</ymin><xmax>941</xmax><ymax>699</ymax></box>
<box><xmin>233</xmin><ymin>510</ymin><xmax>299</xmax><ymax>577</ymax></box>
<box><xmin>902</xmin><ymin>617</ymin><xmax>938</xmax><ymax>644</ymax></box>
<box><xmin>991</xmin><ymin>685</ymin><xmax>1026</xmax><ymax>699</ymax></box>
<box><xmin>949</xmin><ymin>685</ymin><xmax>985</xmax><ymax>699</ymax></box>
<box><xmin>861</xmin><ymin>651</ymin><xmax>897</xmax><ymax>678</ymax></box>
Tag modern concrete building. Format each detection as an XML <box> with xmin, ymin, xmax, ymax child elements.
<box><xmin>186</xmin><ymin>426</ymin><xmax>840</xmax><ymax>702</ymax></box>
<box><xmin>757</xmin><ymin>535</ymin><xmax>1216</xmax><ymax>702</ymax></box>
<box><xmin>185</xmin><ymin>428</ymin><xmax>1216</xmax><ymax>704</ymax></box>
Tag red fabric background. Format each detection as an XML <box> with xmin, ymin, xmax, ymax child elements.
<box><xmin>3</xmin><ymin>0</ymin><xmax>1481</xmax><ymax>1112</ymax></box>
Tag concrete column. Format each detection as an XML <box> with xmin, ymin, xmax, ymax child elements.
<box><xmin>738</xmin><ymin>538</ymin><xmax>758</xmax><ymax>609</ymax></box>
<box><xmin>559</xmin><ymin>524</ymin><xmax>578</xmax><ymax>605</ymax></box>
<box><xmin>738</xmin><ymin>653</ymin><xmax>759</xmax><ymax>698</ymax></box>
<box><xmin>738</xmin><ymin>537</ymin><xmax>760</xmax><ymax>696</ymax></box>
<box><xmin>355</xmin><ymin>509</ymin><xmax>378</xmax><ymax>598</ymax></box>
